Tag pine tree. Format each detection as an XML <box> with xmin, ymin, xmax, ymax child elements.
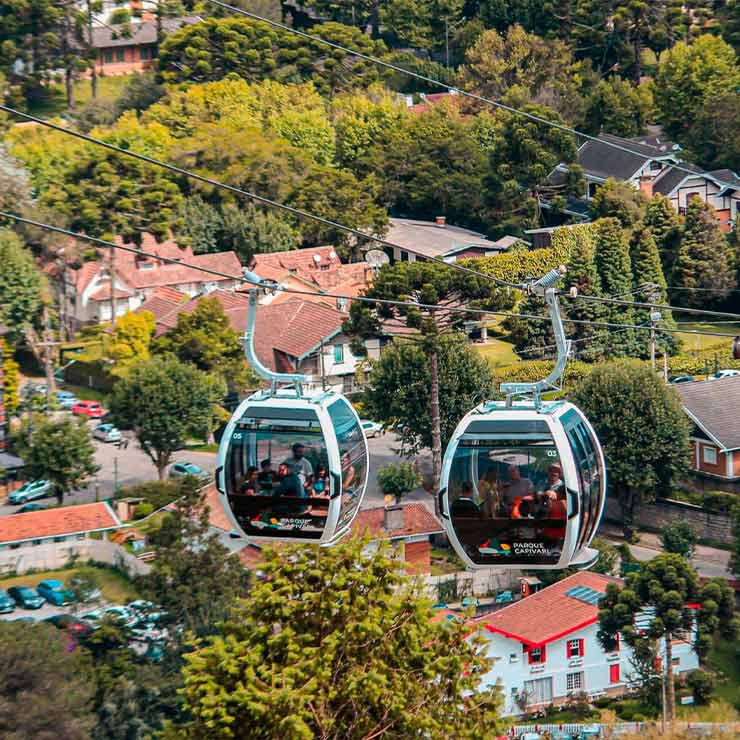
<box><xmin>2</xmin><ymin>341</ymin><xmax>19</xmax><ymax>417</ymax></box>
<box><xmin>644</xmin><ymin>193</ymin><xmax>682</xmax><ymax>281</ymax></box>
<box><xmin>593</xmin><ymin>217</ymin><xmax>635</xmax><ymax>356</ymax></box>
<box><xmin>673</xmin><ymin>200</ymin><xmax>735</xmax><ymax>308</ymax></box>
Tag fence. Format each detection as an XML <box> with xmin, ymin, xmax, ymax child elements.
<box><xmin>0</xmin><ymin>539</ymin><xmax>151</xmax><ymax>578</ymax></box>
<box><xmin>510</xmin><ymin>722</ymin><xmax>740</xmax><ymax>737</ymax></box>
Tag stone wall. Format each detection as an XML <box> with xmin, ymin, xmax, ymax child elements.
<box><xmin>0</xmin><ymin>539</ymin><xmax>151</xmax><ymax>578</ymax></box>
<box><xmin>423</xmin><ymin>568</ymin><xmax>523</xmax><ymax>600</ymax></box>
<box><xmin>604</xmin><ymin>497</ymin><xmax>733</xmax><ymax>544</ymax></box>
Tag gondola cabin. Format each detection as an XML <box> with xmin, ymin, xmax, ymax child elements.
<box><xmin>439</xmin><ymin>400</ymin><xmax>606</xmax><ymax>570</ymax></box>
<box><xmin>216</xmin><ymin>389</ymin><xmax>368</xmax><ymax>544</ymax></box>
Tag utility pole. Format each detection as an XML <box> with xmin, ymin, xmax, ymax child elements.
<box><xmin>42</xmin><ymin>305</ymin><xmax>57</xmax><ymax>411</ymax></box>
<box><xmin>663</xmin><ymin>352</ymin><xmax>668</xmax><ymax>383</ymax></box>
<box><xmin>113</xmin><ymin>455</ymin><xmax>119</xmax><ymax>495</ymax></box>
<box><xmin>649</xmin><ymin>310</ymin><xmax>661</xmax><ymax>372</ymax></box>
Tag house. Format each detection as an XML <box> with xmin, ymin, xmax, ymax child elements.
<box><xmin>405</xmin><ymin>91</ymin><xmax>461</xmax><ymax>116</ymax></box>
<box><xmin>89</xmin><ymin>16</ymin><xmax>200</xmax><ymax>76</ymax></box>
<box><xmin>471</xmin><ymin>571</ymin><xmax>699</xmax><ymax>716</ymax></box>
<box><xmin>351</xmin><ymin>503</ymin><xmax>444</xmax><ymax>574</ymax></box>
<box><xmin>67</xmin><ymin>233</ymin><xmax>242</xmax><ymax>325</ymax></box>
<box><xmin>549</xmin><ymin>133</ymin><xmax>740</xmax><ymax>233</ymax></box>
<box><xmin>675</xmin><ymin>377</ymin><xmax>740</xmax><ymax>482</ymax></box>
<box><xmin>382</xmin><ymin>217</ymin><xmax>522</xmax><ymax>264</ymax></box>
<box><xmin>0</xmin><ymin>502</ymin><xmax>121</xmax><ymax>550</ymax></box>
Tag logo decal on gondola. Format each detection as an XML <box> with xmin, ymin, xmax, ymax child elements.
<box><xmin>478</xmin><ymin>539</ymin><xmax>511</xmax><ymax>556</ymax></box>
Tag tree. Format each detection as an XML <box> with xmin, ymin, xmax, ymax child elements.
<box><xmin>0</xmin><ymin>229</ymin><xmax>45</xmax><ymax>345</ymax></box>
<box><xmin>684</xmin><ymin>91</ymin><xmax>740</xmax><ymax>172</ymax></box>
<box><xmin>583</xmin><ymin>77</ymin><xmax>652</xmax><ymax>137</ymax></box>
<box><xmin>379</xmin><ymin>0</ymin><xmax>465</xmax><ymax>53</ymax></box>
<box><xmin>105</xmin><ymin>310</ymin><xmax>155</xmax><ymax>375</ymax></box>
<box><xmin>590</xmin><ymin>537</ymin><xmax>619</xmax><ymax>575</ymax></box>
<box><xmin>0</xmin><ymin>621</ymin><xmax>95</xmax><ymax>739</ymax></box>
<box><xmin>572</xmin><ymin>361</ymin><xmax>690</xmax><ymax>538</ymax></box>
<box><xmin>644</xmin><ymin>193</ymin><xmax>682</xmax><ymax>280</ymax></box>
<box><xmin>685</xmin><ymin>668</ymin><xmax>715</xmax><ymax>705</ymax></box>
<box><xmin>653</xmin><ymin>34</ymin><xmax>740</xmax><ymax>139</ymax></box>
<box><xmin>154</xmin><ymin>297</ymin><xmax>255</xmax><ymax>391</ymax></box>
<box><xmin>2</xmin><ymin>341</ymin><xmax>20</xmax><ymax>417</ymax></box>
<box><xmin>172</xmin><ymin>538</ymin><xmax>503</xmax><ymax>738</ymax></box>
<box><xmin>589</xmin><ymin>179</ymin><xmax>648</xmax><ymax>228</ymax></box>
<box><xmin>672</xmin><ymin>199</ymin><xmax>734</xmax><ymax>308</ymax></box>
<box><xmin>597</xmin><ymin>554</ymin><xmax>739</xmax><ymax>722</ymax></box>
<box><xmin>109</xmin><ymin>356</ymin><xmax>226</xmax><ymax>479</ymax></box>
<box><xmin>660</xmin><ymin>520</ymin><xmax>698</xmax><ymax>559</ymax></box>
<box><xmin>347</xmin><ymin>262</ymin><xmax>506</xmax><ymax>494</ymax></box>
<box><xmin>729</xmin><ymin>503</ymin><xmax>740</xmax><ymax>577</ymax></box>
<box><xmin>376</xmin><ymin>462</ymin><xmax>421</xmax><ymax>504</ymax></box>
<box><xmin>12</xmin><ymin>416</ymin><xmax>98</xmax><ymax>504</ymax></box>
<box><xmin>140</xmin><ymin>478</ymin><xmax>250</xmax><ymax>634</ymax></box>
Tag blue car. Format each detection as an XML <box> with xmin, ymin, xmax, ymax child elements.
<box><xmin>8</xmin><ymin>586</ymin><xmax>45</xmax><ymax>609</ymax></box>
<box><xmin>36</xmin><ymin>579</ymin><xmax>74</xmax><ymax>606</ymax></box>
<box><xmin>55</xmin><ymin>390</ymin><xmax>78</xmax><ymax>409</ymax></box>
<box><xmin>0</xmin><ymin>589</ymin><xmax>15</xmax><ymax>614</ymax></box>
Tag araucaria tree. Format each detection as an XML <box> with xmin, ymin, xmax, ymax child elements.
<box><xmin>572</xmin><ymin>361</ymin><xmax>690</xmax><ymax>538</ymax></box>
<box><xmin>109</xmin><ymin>356</ymin><xmax>226</xmax><ymax>479</ymax></box>
<box><xmin>173</xmin><ymin>538</ymin><xmax>502</xmax><ymax>737</ymax></box>
<box><xmin>598</xmin><ymin>554</ymin><xmax>739</xmax><ymax>721</ymax></box>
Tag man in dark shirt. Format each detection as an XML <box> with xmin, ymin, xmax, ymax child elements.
<box><xmin>257</xmin><ymin>459</ymin><xmax>275</xmax><ymax>492</ymax></box>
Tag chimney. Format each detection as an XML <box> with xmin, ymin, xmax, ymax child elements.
<box><xmin>435</xmin><ymin>216</ymin><xmax>446</xmax><ymax>228</ymax></box>
<box><xmin>384</xmin><ymin>504</ymin><xmax>404</xmax><ymax>532</ymax></box>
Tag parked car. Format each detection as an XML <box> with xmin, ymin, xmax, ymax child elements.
<box><xmin>0</xmin><ymin>589</ymin><xmax>15</xmax><ymax>614</ymax></box>
<box><xmin>93</xmin><ymin>423</ymin><xmax>122</xmax><ymax>443</ymax></box>
<box><xmin>709</xmin><ymin>369</ymin><xmax>740</xmax><ymax>381</ymax></box>
<box><xmin>14</xmin><ymin>503</ymin><xmax>46</xmax><ymax>513</ymax></box>
<box><xmin>8</xmin><ymin>479</ymin><xmax>52</xmax><ymax>504</ymax></box>
<box><xmin>169</xmin><ymin>462</ymin><xmax>209</xmax><ymax>481</ymax></box>
<box><xmin>71</xmin><ymin>399</ymin><xmax>106</xmax><ymax>418</ymax></box>
<box><xmin>360</xmin><ymin>420</ymin><xmax>384</xmax><ymax>438</ymax></box>
<box><xmin>81</xmin><ymin>605</ymin><xmax>137</xmax><ymax>629</ymax></box>
<box><xmin>36</xmin><ymin>579</ymin><xmax>75</xmax><ymax>606</ymax></box>
<box><xmin>43</xmin><ymin>614</ymin><xmax>93</xmax><ymax>637</ymax></box>
<box><xmin>55</xmin><ymin>390</ymin><xmax>78</xmax><ymax>409</ymax></box>
<box><xmin>8</xmin><ymin>586</ymin><xmax>45</xmax><ymax>609</ymax></box>
<box><xmin>669</xmin><ymin>375</ymin><xmax>694</xmax><ymax>384</ymax></box>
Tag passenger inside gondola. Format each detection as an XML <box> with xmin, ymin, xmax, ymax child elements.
<box><xmin>257</xmin><ymin>458</ymin><xmax>275</xmax><ymax>491</ymax></box>
<box><xmin>240</xmin><ymin>466</ymin><xmax>259</xmax><ymax>495</ymax></box>
<box><xmin>283</xmin><ymin>443</ymin><xmax>314</xmax><ymax>488</ymax></box>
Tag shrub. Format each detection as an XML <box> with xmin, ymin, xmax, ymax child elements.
<box><xmin>660</xmin><ymin>520</ymin><xmax>698</xmax><ymax>559</ymax></box>
<box><xmin>376</xmin><ymin>462</ymin><xmax>420</xmax><ymax>504</ymax></box>
<box><xmin>134</xmin><ymin>502</ymin><xmax>154</xmax><ymax>519</ymax></box>
<box><xmin>119</xmin><ymin>479</ymin><xmax>184</xmax><ymax>511</ymax></box>
<box><xmin>686</xmin><ymin>669</ymin><xmax>716</xmax><ymax>705</ymax></box>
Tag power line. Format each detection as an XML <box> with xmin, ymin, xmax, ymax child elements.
<box><xmin>576</xmin><ymin>294</ymin><xmax>740</xmax><ymax>321</ymax></box>
<box><xmin>204</xmin><ymin>0</ymin><xmax>740</xmax><ymax>194</ymax></box>
<box><xmin>0</xmin><ymin>104</ymin><xmax>521</xmax><ymax>290</ymax></box>
<box><xmin>3</xmin><ymin>209</ymin><xmax>737</xmax><ymax>343</ymax></box>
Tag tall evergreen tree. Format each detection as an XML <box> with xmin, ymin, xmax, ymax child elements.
<box><xmin>644</xmin><ymin>193</ymin><xmax>682</xmax><ymax>281</ymax></box>
<box><xmin>672</xmin><ymin>200</ymin><xmax>734</xmax><ymax>308</ymax></box>
<box><xmin>593</xmin><ymin>218</ymin><xmax>635</xmax><ymax>355</ymax></box>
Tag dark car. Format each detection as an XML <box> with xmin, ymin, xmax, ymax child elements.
<box><xmin>0</xmin><ymin>589</ymin><xmax>15</xmax><ymax>614</ymax></box>
<box><xmin>43</xmin><ymin>614</ymin><xmax>94</xmax><ymax>637</ymax></box>
<box><xmin>8</xmin><ymin>585</ymin><xmax>45</xmax><ymax>609</ymax></box>
<box><xmin>15</xmin><ymin>503</ymin><xmax>46</xmax><ymax>514</ymax></box>
<box><xmin>36</xmin><ymin>579</ymin><xmax>74</xmax><ymax>606</ymax></box>
<box><xmin>669</xmin><ymin>375</ymin><xmax>695</xmax><ymax>384</ymax></box>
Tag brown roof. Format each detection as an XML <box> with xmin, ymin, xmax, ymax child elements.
<box><xmin>351</xmin><ymin>503</ymin><xmax>444</xmax><ymax>540</ymax></box>
<box><xmin>477</xmin><ymin>571</ymin><xmax>620</xmax><ymax>648</ymax></box>
<box><xmin>201</xmin><ymin>483</ymin><xmax>235</xmax><ymax>532</ymax></box>
<box><xmin>676</xmin><ymin>376</ymin><xmax>740</xmax><ymax>450</ymax></box>
<box><xmin>0</xmin><ymin>502</ymin><xmax>120</xmax><ymax>545</ymax></box>
<box><xmin>134</xmin><ymin>286</ymin><xmax>189</xmax><ymax>323</ymax></box>
<box><xmin>90</xmin><ymin>286</ymin><xmax>134</xmax><ymax>301</ymax></box>
<box><xmin>153</xmin><ymin>289</ymin><xmax>250</xmax><ymax>337</ymax></box>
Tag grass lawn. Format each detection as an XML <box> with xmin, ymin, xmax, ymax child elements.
<box><xmin>475</xmin><ymin>339</ymin><xmax>520</xmax><ymax>368</ymax></box>
<box><xmin>60</xmin><ymin>382</ymin><xmax>109</xmax><ymax>404</ymax></box>
<box><xmin>185</xmin><ymin>442</ymin><xmax>220</xmax><ymax>453</ymax></box>
<box><xmin>707</xmin><ymin>638</ymin><xmax>740</xmax><ymax>706</ymax></box>
<box><xmin>673</xmin><ymin>322</ymin><xmax>739</xmax><ymax>353</ymax></box>
<box><xmin>28</xmin><ymin>75</ymin><xmax>130</xmax><ymax>117</ymax></box>
<box><xmin>0</xmin><ymin>564</ymin><xmax>138</xmax><ymax>604</ymax></box>
<box><xmin>429</xmin><ymin>546</ymin><xmax>465</xmax><ymax>576</ymax></box>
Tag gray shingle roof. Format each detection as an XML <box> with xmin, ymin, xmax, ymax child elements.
<box><xmin>676</xmin><ymin>377</ymin><xmax>740</xmax><ymax>450</ymax></box>
<box><xmin>577</xmin><ymin>133</ymin><xmax>676</xmax><ymax>181</ymax></box>
<box><xmin>652</xmin><ymin>162</ymin><xmax>705</xmax><ymax>195</ymax></box>
<box><xmin>385</xmin><ymin>218</ymin><xmax>509</xmax><ymax>258</ymax></box>
<box><xmin>90</xmin><ymin>16</ymin><xmax>201</xmax><ymax>49</ymax></box>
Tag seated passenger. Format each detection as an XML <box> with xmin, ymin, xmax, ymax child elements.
<box><xmin>543</xmin><ymin>463</ymin><xmax>564</xmax><ymax>497</ymax></box>
<box><xmin>240</xmin><ymin>466</ymin><xmax>259</xmax><ymax>495</ymax></box>
<box><xmin>477</xmin><ymin>468</ymin><xmax>500</xmax><ymax>518</ymax></box>
<box><xmin>273</xmin><ymin>462</ymin><xmax>308</xmax><ymax>515</ymax></box>
<box><xmin>450</xmin><ymin>482</ymin><xmax>481</xmax><ymax>517</ymax></box>
<box><xmin>257</xmin><ymin>459</ymin><xmax>275</xmax><ymax>491</ymax></box>
<box><xmin>312</xmin><ymin>465</ymin><xmax>330</xmax><ymax>498</ymax></box>
<box><xmin>282</xmin><ymin>443</ymin><xmax>314</xmax><ymax>487</ymax></box>
<box><xmin>501</xmin><ymin>464</ymin><xmax>534</xmax><ymax>509</ymax></box>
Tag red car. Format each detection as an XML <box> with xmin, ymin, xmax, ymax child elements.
<box><xmin>71</xmin><ymin>400</ymin><xmax>106</xmax><ymax>419</ymax></box>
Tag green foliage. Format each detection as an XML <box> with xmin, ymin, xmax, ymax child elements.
<box><xmin>584</xmin><ymin>77</ymin><xmax>652</xmax><ymax>137</ymax></box>
<box><xmin>686</xmin><ymin>669</ymin><xmax>716</xmax><ymax>704</ymax></box>
<box><xmin>157</xmin><ymin>17</ymin><xmax>384</xmax><ymax>95</ymax></box>
<box><xmin>684</xmin><ymin>91</ymin><xmax>740</xmax><ymax>172</ymax></box>
<box><xmin>117</xmin><ymin>478</ymin><xmax>187</xmax><ymax>511</ymax></box>
<box><xmin>731</xmin><ymin>504</ymin><xmax>740</xmax><ymax>577</ymax></box>
<box><xmin>134</xmin><ymin>501</ymin><xmax>154</xmax><ymax>519</ymax></box>
<box><xmin>12</xmin><ymin>415</ymin><xmax>99</xmax><ymax>503</ymax></box>
<box><xmin>660</xmin><ymin>520</ymin><xmax>698</xmax><ymax>559</ymax></box>
<box><xmin>491</xmin><ymin>358</ymin><xmax>593</xmax><ymax>394</ymax></box>
<box><xmin>378</xmin><ymin>50</ymin><xmax>459</xmax><ymax>94</ymax></box>
<box><xmin>0</xmin><ymin>621</ymin><xmax>95</xmax><ymax>739</ymax></box>
<box><xmin>376</xmin><ymin>462</ymin><xmax>421</xmax><ymax>503</ymax></box>
<box><xmin>591</xmin><ymin>537</ymin><xmax>620</xmax><ymax>576</ymax></box>
<box><xmin>571</xmin><ymin>361</ymin><xmax>690</xmax><ymax>537</ymax></box>
<box><xmin>653</xmin><ymin>35</ymin><xmax>740</xmax><ymax>140</ymax></box>
<box><xmin>109</xmin><ymin>355</ymin><xmax>226</xmax><ymax>478</ymax></box>
<box><xmin>644</xmin><ymin>193</ymin><xmax>683</xmax><ymax>280</ymax></box>
<box><xmin>104</xmin><ymin>310</ymin><xmax>155</xmax><ymax>375</ymax></box>
<box><xmin>673</xmin><ymin>199</ymin><xmax>734</xmax><ymax>308</ymax></box>
<box><xmin>2</xmin><ymin>341</ymin><xmax>20</xmax><ymax>416</ymax></box>
<box><xmin>589</xmin><ymin>179</ymin><xmax>648</xmax><ymax>228</ymax></box>
<box><xmin>173</xmin><ymin>538</ymin><xmax>503</xmax><ymax>738</ymax></box>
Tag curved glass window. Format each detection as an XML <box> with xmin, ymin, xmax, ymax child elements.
<box><xmin>447</xmin><ymin>420</ymin><xmax>566</xmax><ymax>566</ymax></box>
<box><xmin>225</xmin><ymin>406</ymin><xmax>330</xmax><ymax>540</ymax></box>
<box><xmin>328</xmin><ymin>399</ymin><xmax>367</xmax><ymax>532</ymax></box>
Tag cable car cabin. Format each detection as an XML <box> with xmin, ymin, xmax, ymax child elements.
<box><xmin>216</xmin><ymin>390</ymin><xmax>369</xmax><ymax>544</ymax></box>
<box><xmin>439</xmin><ymin>400</ymin><xmax>606</xmax><ymax>570</ymax></box>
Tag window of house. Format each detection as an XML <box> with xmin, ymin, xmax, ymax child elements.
<box><xmin>671</xmin><ymin>657</ymin><xmax>680</xmax><ymax>666</ymax></box>
<box><xmin>528</xmin><ymin>646</ymin><xmax>546</xmax><ymax>664</ymax></box>
<box><xmin>566</xmin><ymin>672</ymin><xmax>583</xmax><ymax>691</ymax></box>
<box><xmin>104</xmin><ymin>50</ymin><xmax>114</xmax><ymax>64</ymax></box>
<box><xmin>334</xmin><ymin>344</ymin><xmax>344</xmax><ymax>363</ymax></box>
<box><xmin>609</xmin><ymin>664</ymin><xmax>620</xmax><ymax>683</ymax></box>
<box><xmin>116</xmin><ymin>48</ymin><xmax>125</xmax><ymax>62</ymax></box>
<box><xmin>342</xmin><ymin>375</ymin><xmax>354</xmax><ymax>394</ymax></box>
<box><xmin>702</xmin><ymin>446</ymin><xmax>717</xmax><ymax>465</ymax></box>
<box><xmin>32</xmin><ymin>539</ymin><xmax>42</xmax><ymax>546</ymax></box>
<box><xmin>140</xmin><ymin>45</ymin><xmax>156</xmax><ymax>60</ymax></box>
<box><xmin>567</xmin><ymin>639</ymin><xmax>584</xmax><ymax>658</ymax></box>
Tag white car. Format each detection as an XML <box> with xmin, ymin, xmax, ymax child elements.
<box><xmin>709</xmin><ymin>369</ymin><xmax>740</xmax><ymax>381</ymax></box>
<box><xmin>360</xmin><ymin>420</ymin><xmax>384</xmax><ymax>438</ymax></box>
<box><xmin>93</xmin><ymin>423</ymin><xmax>122</xmax><ymax>443</ymax></box>
<box><xmin>81</xmin><ymin>605</ymin><xmax>137</xmax><ymax>629</ymax></box>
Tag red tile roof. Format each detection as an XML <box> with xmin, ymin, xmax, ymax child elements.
<box><xmin>201</xmin><ymin>483</ymin><xmax>236</xmax><ymax>532</ymax></box>
<box><xmin>0</xmin><ymin>502</ymin><xmax>121</xmax><ymax>545</ymax></box>
<box><xmin>251</xmin><ymin>245</ymin><xmax>341</xmax><ymax>274</ymax></box>
<box><xmin>476</xmin><ymin>571</ymin><xmax>621</xmax><ymax>648</ymax></box>
<box><xmin>134</xmin><ymin>287</ymin><xmax>188</xmax><ymax>324</ymax></box>
<box><xmin>408</xmin><ymin>92</ymin><xmax>462</xmax><ymax>115</ymax></box>
<box><xmin>152</xmin><ymin>289</ymin><xmax>250</xmax><ymax>337</ymax></box>
<box><xmin>89</xmin><ymin>285</ymin><xmax>134</xmax><ymax>301</ymax></box>
<box><xmin>351</xmin><ymin>503</ymin><xmax>444</xmax><ymax>540</ymax></box>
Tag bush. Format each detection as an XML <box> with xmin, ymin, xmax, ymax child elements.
<box><xmin>134</xmin><ymin>502</ymin><xmax>154</xmax><ymax>519</ymax></box>
<box><xmin>686</xmin><ymin>669</ymin><xmax>716</xmax><ymax>705</ymax></box>
<box><xmin>660</xmin><ymin>520</ymin><xmax>698</xmax><ymax>559</ymax></box>
<box><xmin>376</xmin><ymin>462</ymin><xmax>420</xmax><ymax>504</ymax></box>
<box><xmin>120</xmin><ymin>480</ymin><xmax>184</xmax><ymax>511</ymax></box>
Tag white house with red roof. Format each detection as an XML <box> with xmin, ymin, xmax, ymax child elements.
<box><xmin>67</xmin><ymin>233</ymin><xmax>242</xmax><ymax>325</ymax></box>
<box><xmin>471</xmin><ymin>571</ymin><xmax>699</xmax><ymax>716</ymax></box>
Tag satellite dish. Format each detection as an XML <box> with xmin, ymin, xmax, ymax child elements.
<box><xmin>365</xmin><ymin>249</ymin><xmax>390</xmax><ymax>268</ymax></box>
<box><xmin>329</xmin><ymin>250</ymin><xmax>338</xmax><ymax>261</ymax></box>
<box><xmin>313</xmin><ymin>254</ymin><xmax>321</xmax><ymax>264</ymax></box>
